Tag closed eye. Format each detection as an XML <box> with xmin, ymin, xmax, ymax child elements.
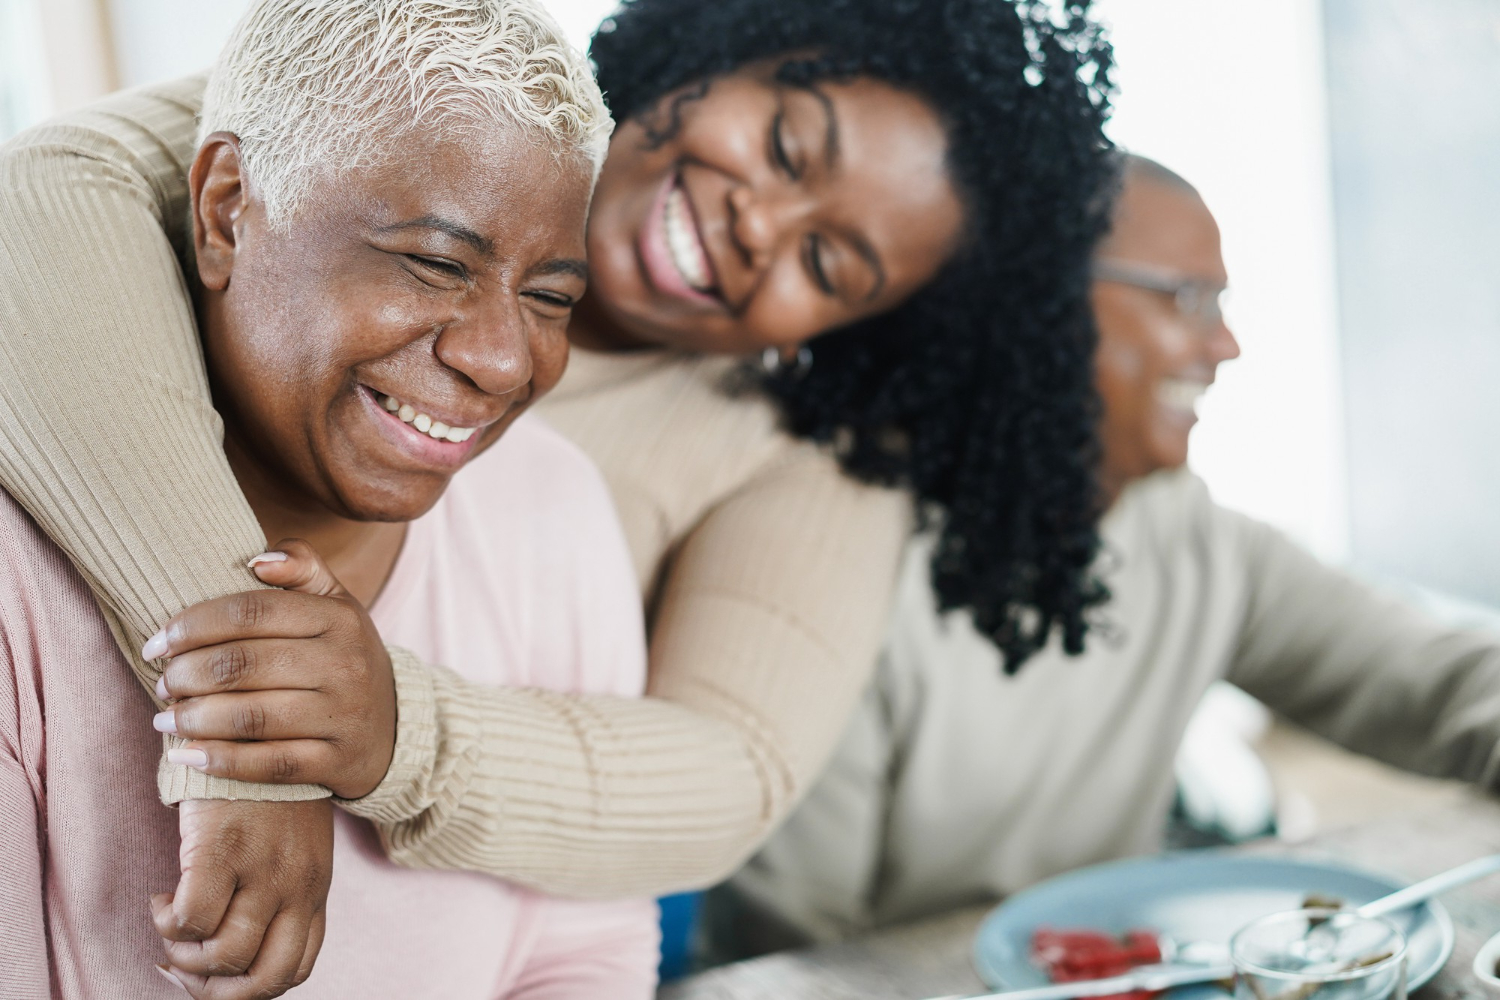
<box><xmin>770</xmin><ymin>108</ymin><xmax>799</xmax><ymax>179</ymax></box>
<box><xmin>804</xmin><ymin>236</ymin><xmax>835</xmax><ymax>296</ymax></box>
<box><xmin>526</xmin><ymin>290</ymin><xmax>577</xmax><ymax>309</ymax></box>
<box><xmin>407</xmin><ymin>254</ymin><xmax>466</xmax><ymax>280</ymax></box>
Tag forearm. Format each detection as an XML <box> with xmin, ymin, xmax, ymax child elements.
<box><xmin>345</xmin><ymin>651</ymin><xmax>783</xmax><ymax>896</ymax></box>
<box><xmin>0</xmin><ymin>87</ymin><xmax>323</xmax><ymax>802</ymax></box>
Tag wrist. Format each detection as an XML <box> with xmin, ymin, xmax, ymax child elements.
<box><xmin>336</xmin><ymin>645</ymin><xmax>438</xmax><ymax>821</ymax></box>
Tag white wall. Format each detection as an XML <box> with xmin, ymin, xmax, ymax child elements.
<box><xmin>1094</xmin><ymin>0</ymin><xmax>1349</xmax><ymax>561</ymax></box>
<box><xmin>103</xmin><ymin>0</ymin><xmax>619</xmax><ymax>88</ymax></box>
<box><xmin>0</xmin><ymin>0</ymin><xmax>52</xmax><ymax>138</ymax></box>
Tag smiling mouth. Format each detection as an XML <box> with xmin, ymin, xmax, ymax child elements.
<box><xmin>375</xmin><ymin>391</ymin><xmax>479</xmax><ymax>443</ymax></box>
<box><xmin>1156</xmin><ymin>377</ymin><xmax>1210</xmax><ymax>416</ymax></box>
<box><xmin>663</xmin><ymin>180</ymin><xmax>717</xmax><ymax>294</ymax></box>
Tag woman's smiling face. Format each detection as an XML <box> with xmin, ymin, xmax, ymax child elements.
<box><xmin>190</xmin><ymin>124</ymin><xmax>594</xmax><ymax>524</ymax></box>
<box><xmin>582</xmin><ymin>62</ymin><xmax>966</xmax><ymax>354</ymax></box>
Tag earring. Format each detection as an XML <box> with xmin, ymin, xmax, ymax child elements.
<box><xmin>760</xmin><ymin>345</ymin><xmax>813</xmax><ymax>380</ymax></box>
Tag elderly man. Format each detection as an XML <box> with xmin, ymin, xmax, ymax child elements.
<box><xmin>713</xmin><ymin>154</ymin><xmax>1500</xmax><ymax>950</ymax></box>
<box><xmin>0</xmin><ymin>2</ymin><xmax>663</xmax><ymax>999</ymax></box>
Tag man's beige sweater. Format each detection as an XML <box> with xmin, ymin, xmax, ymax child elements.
<box><xmin>724</xmin><ymin>469</ymin><xmax>1500</xmax><ymax>945</ymax></box>
<box><xmin>0</xmin><ymin>78</ymin><xmax>907</xmax><ymax>896</ymax></box>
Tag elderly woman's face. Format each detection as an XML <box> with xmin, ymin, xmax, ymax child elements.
<box><xmin>191</xmin><ymin>126</ymin><xmax>593</xmax><ymax>522</ymax></box>
<box><xmin>582</xmin><ymin>63</ymin><xmax>966</xmax><ymax>355</ymax></box>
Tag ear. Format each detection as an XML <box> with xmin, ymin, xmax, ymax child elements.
<box><xmin>189</xmin><ymin>132</ymin><xmax>248</xmax><ymax>292</ymax></box>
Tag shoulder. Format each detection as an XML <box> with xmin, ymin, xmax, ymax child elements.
<box><xmin>1106</xmin><ymin>468</ymin><xmax>1235</xmax><ymax>551</ymax></box>
<box><xmin>1</xmin><ymin>74</ymin><xmax>206</xmax><ymax>244</ymax></box>
<box><xmin>541</xmin><ymin>350</ymin><xmax>791</xmax><ymax>480</ymax></box>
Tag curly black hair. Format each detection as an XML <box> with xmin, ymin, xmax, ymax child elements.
<box><xmin>592</xmin><ymin>0</ymin><xmax>1117</xmax><ymax>671</ymax></box>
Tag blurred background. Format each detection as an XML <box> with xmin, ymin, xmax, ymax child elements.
<box><xmin>3</xmin><ymin>0</ymin><xmax>1497</xmax><ymax>839</ymax></box>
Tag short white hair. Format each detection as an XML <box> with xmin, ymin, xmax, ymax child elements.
<box><xmin>200</xmin><ymin>0</ymin><xmax>613</xmax><ymax>228</ymax></box>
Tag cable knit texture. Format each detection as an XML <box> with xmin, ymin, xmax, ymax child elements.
<box><xmin>0</xmin><ymin>77</ymin><xmax>909</xmax><ymax>895</ymax></box>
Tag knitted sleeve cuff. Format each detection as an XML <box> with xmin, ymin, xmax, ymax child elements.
<box><xmin>337</xmin><ymin>645</ymin><xmax>439</xmax><ymax>824</ymax></box>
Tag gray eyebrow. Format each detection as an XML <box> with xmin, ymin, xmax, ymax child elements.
<box><xmin>531</xmin><ymin>258</ymin><xmax>589</xmax><ymax>282</ymax></box>
<box><xmin>375</xmin><ymin>216</ymin><xmax>494</xmax><ymax>256</ymax></box>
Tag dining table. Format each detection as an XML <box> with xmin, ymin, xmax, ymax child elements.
<box><xmin>659</xmin><ymin>790</ymin><xmax>1500</xmax><ymax>1000</ymax></box>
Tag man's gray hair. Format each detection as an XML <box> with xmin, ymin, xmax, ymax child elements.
<box><xmin>200</xmin><ymin>0</ymin><xmax>613</xmax><ymax>229</ymax></box>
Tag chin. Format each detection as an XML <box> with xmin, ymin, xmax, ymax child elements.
<box><xmin>331</xmin><ymin>474</ymin><xmax>448</xmax><ymax>524</ymax></box>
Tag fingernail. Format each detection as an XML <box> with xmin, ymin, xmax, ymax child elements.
<box><xmin>155</xmin><ymin>674</ymin><xmax>169</xmax><ymax>700</ymax></box>
<box><xmin>152</xmin><ymin>711</ymin><xmax>177</xmax><ymax>735</ymax></box>
<box><xmin>141</xmin><ymin>630</ymin><xmax>169</xmax><ymax>661</ymax></box>
<box><xmin>247</xmin><ymin>551</ymin><xmax>288</xmax><ymax>568</ymax></box>
<box><xmin>156</xmin><ymin>966</ymin><xmax>188</xmax><ymax>993</ymax></box>
<box><xmin>167</xmin><ymin>747</ymin><xmax>208</xmax><ymax>768</ymax></box>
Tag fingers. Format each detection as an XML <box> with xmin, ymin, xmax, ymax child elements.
<box><xmin>159</xmin><ymin>877</ymin><xmax>278</xmax><ymax>977</ymax></box>
<box><xmin>295</xmin><ymin>908</ymin><xmax>327</xmax><ymax>985</ymax></box>
<box><xmin>168</xmin><ymin>737</ymin><xmax>339</xmax><ymax>787</ymax></box>
<box><xmin>162</xmin><ymin>638</ymin><xmax>323</xmax><ymax>699</ymax></box>
<box><xmin>146</xmin><ymin>588</ymin><xmax>340</xmax><ymax>659</ymax></box>
<box><xmin>158</xmin><ymin>689</ymin><xmax>332</xmax><ymax>742</ymax></box>
<box><xmin>250</xmin><ymin>538</ymin><xmax>351</xmax><ymax>600</ymax></box>
<box><xmin>164</xmin><ymin>909</ymin><xmax>314</xmax><ymax>1000</ymax></box>
<box><xmin>157</xmin><ymin>859</ymin><xmax>234</xmax><ymax>943</ymax></box>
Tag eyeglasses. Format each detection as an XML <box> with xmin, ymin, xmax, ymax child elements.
<box><xmin>1092</xmin><ymin>257</ymin><xmax>1228</xmax><ymax>331</ymax></box>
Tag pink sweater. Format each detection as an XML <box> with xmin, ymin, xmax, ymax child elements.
<box><xmin>0</xmin><ymin>416</ymin><xmax>659</xmax><ymax>999</ymax></box>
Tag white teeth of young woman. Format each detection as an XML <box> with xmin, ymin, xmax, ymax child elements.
<box><xmin>1156</xmin><ymin>378</ymin><xmax>1209</xmax><ymax>414</ymax></box>
<box><xmin>376</xmin><ymin>393</ymin><xmax>477</xmax><ymax>442</ymax></box>
<box><xmin>664</xmin><ymin>184</ymin><xmax>711</xmax><ymax>291</ymax></box>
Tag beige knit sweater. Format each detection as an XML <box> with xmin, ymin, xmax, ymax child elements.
<box><xmin>722</xmin><ymin>469</ymin><xmax>1500</xmax><ymax>947</ymax></box>
<box><xmin>0</xmin><ymin>78</ymin><xmax>908</xmax><ymax>896</ymax></box>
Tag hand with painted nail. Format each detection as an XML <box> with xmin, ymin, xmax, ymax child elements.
<box><xmin>153</xmin><ymin>798</ymin><xmax>333</xmax><ymax>999</ymax></box>
<box><xmin>149</xmin><ymin>538</ymin><xmax>398</xmax><ymax>801</ymax></box>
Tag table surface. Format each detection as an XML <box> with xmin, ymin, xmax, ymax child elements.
<box><xmin>660</xmin><ymin>791</ymin><xmax>1500</xmax><ymax>1000</ymax></box>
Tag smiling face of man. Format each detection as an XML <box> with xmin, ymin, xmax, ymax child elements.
<box><xmin>1092</xmin><ymin>168</ymin><xmax>1241</xmax><ymax>491</ymax></box>
<box><xmin>191</xmin><ymin>124</ymin><xmax>594</xmax><ymax>524</ymax></box>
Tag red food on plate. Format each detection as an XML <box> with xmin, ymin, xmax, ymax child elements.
<box><xmin>1030</xmin><ymin>927</ymin><xmax>1164</xmax><ymax>1000</ymax></box>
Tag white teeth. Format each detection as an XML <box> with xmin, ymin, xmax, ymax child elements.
<box><xmin>664</xmin><ymin>184</ymin><xmax>711</xmax><ymax>291</ymax></box>
<box><xmin>376</xmin><ymin>393</ymin><xmax>477</xmax><ymax>443</ymax></box>
<box><xmin>1157</xmin><ymin>378</ymin><xmax>1209</xmax><ymax>414</ymax></box>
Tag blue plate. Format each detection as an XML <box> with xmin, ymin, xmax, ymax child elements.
<box><xmin>973</xmin><ymin>852</ymin><xmax>1454</xmax><ymax>995</ymax></box>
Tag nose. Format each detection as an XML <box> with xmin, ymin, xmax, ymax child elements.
<box><xmin>727</xmin><ymin>184</ymin><xmax>812</xmax><ymax>272</ymax></box>
<box><xmin>1209</xmin><ymin>315</ymin><xmax>1241</xmax><ymax>365</ymax></box>
<box><xmin>432</xmin><ymin>293</ymin><xmax>534</xmax><ymax>397</ymax></box>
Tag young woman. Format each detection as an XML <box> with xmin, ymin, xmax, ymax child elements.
<box><xmin>0</xmin><ymin>0</ymin><xmax>1114</xmax><ymax>902</ymax></box>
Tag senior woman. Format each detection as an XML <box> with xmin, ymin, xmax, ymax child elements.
<box><xmin>0</xmin><ymin>0</ymin><xmax>1114</xmax><ymax>974</ymax></box>
<box><xmin>0</xmin><ymin>1</ymin><xmax>670</xmax><ymax>998</ymax></box>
